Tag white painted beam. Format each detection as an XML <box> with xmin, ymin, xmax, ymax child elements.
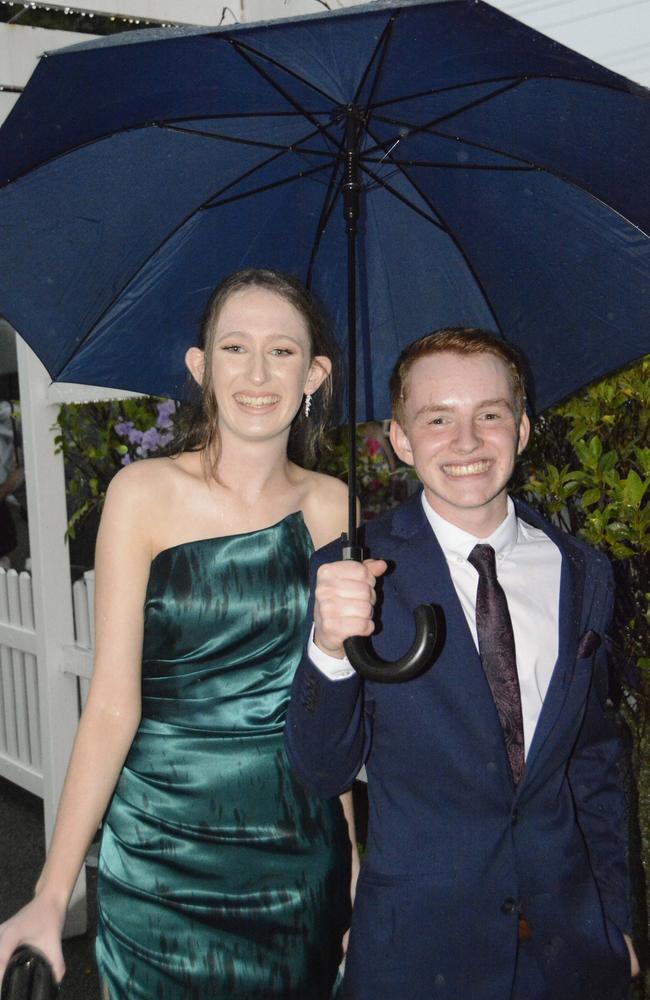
<box><xmin>16</xmin><ymin>338</ymin><xmax>87</xmax><ymax>937</ymax></box>
<box><xmin>3</xmin><ymin>1</ymin><xmax>242</xmax><ymax>24</ymax></box>
<box><xmin>46</xmin><ymin>383</ymin><xmax>146</xmax><ymax>405</ymax></box>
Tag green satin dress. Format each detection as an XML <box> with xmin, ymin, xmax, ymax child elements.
<box><xmin>96</xmin><ymin>513</ymin><xmax>351</xmax><ymax>999</ymax></box>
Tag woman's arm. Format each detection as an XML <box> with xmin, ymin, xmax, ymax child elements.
<box><xmin>0</xmin><ymin>464</ymin><xmax>154</xmax><ymax>985</ymax></box>
<box><xmin>339</xmin><ymin>789</ymin><xmax>360</xmax><ymax>953</ymax></box>
<box><xmin>301</xmin><ymin>473</ymin><xmax>362</xmax><ymax>943</ymax></box>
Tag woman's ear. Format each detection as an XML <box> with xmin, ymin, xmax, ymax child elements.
<box><xmin>185</xmin><ymin>347</ymin><xmax>205</xmax><ymax>387</ymax></box>
<box><xmin>304</xmin><ymin>355</ymin><xmax>332</xmax><ymax>394</ymax></box>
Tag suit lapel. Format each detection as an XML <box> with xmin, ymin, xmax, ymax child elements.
<box><xmin>381</xmin><ymin>495</ymin><xmax>587</xmax><ymax>792</ymax></box>
<box><xmin>387</xmin><ymin>493</ymin><xmax>478</xmax><ymax>666</ymax></box>
<box><xmin>514</xmin><ymin>501</ymin><xmax>586</xmax><ymax>782</ymax></box>
<box><xmin>385</xmin><ymin>493</ymin><xmax>517</xmax><ymax>796</ymax></box>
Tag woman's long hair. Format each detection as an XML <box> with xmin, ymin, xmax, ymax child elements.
<box><xmin>175</xmin><ymin>269</ymin><xmax>341</xmax><ymax>476</ymax></box>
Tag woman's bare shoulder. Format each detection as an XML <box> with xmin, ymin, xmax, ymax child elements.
<box><xmin>101</xmin><ymin>456</ymin><xmax>198</xmax><ymax>550</ymax></box>
<box><xmin>106</xmin><ymin>453</ymin><xmax>199</xmax><ymax>504</ymax></box>
<box><xmin>303</xmin><ymin>468</ymin><xmax>347</xmax><ymax>504</ymax></box>
<box><xmin>300</xmin><ymin>470</ymin><xmax>349</xmax><ymax>549</ymax></box>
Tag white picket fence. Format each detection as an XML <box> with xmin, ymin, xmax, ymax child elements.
<box><xmin>0</xmin><ymin>567</ymin><xmax>94</xmax><ymax>797</ymax></box>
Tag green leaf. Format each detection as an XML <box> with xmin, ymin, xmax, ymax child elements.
<box><xmin>622</xmin><ymin>470</ymin><xmax>648</xmax><ymax>509</ymax></box>
<box><xmin>580</xmin><ymin>488</ymin><xmax>601</xmax><ymax>507</ymax></box>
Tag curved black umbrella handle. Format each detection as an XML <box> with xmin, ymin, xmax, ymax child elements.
<box><xmin>340</xmin><ymin>540</ymin><xmax>443</xmax><ymax>684</ymax></box>
<box><xmin>1</xmin><ymin>946</ymin><xmax>59</xmax><ymax>1000</ymax></box>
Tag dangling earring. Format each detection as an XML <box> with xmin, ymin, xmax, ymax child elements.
<box><xmin>304</xmin><ymin>393</ymin><xmax>312</xmax><ymax>418</ymax></box>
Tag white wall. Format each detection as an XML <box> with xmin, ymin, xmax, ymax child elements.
<box><xmin>488</xmin><ymin>0</ymin><xmax>650</xmax><ymax>87</ymax></box>
<box><xmin>0</xmin><ymin>23</ymin><xmax>100</xmax><ymax>123</ymax></box>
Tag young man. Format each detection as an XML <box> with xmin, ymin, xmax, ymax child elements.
<box><xmin>285</xmin><ymin>329</ymin><xmax>638</xmax><ymax>1000</ymax></box>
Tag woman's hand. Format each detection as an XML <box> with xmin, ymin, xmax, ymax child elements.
<box><xmin>623</xmin><ymin>933</ymin><xmax>640</xmax><ymax>978</ymax></box>
<box><xmin>0</xmin><ymin>894</ymin><xmax>67</xmax><ymax>987</ymax></box>
<box><xmin>342</xmin><ymin>842</ymin><xmax>361</xmax><ymax>956</ymax></box>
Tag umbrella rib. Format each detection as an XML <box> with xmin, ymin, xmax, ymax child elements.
<box><xmin>161</xmin><ymin>122</ymin><xmax>337</xmax><ymax>160</ymax></box>
<box><xmin>367</xmin><ymin>72</ymin><xmax>650</xmax><ymax>113</ymax></box>
<box><xmin>374</xmin><ymin>160</ymin><xmax>535</xmax><ymax>171</ymax></box>
<box><xmin>0</xmin><ymin>114</ymin><xmax>331</xmax><ymax>190</ymax></box>
<box><xmin>204</xmin><ymin>162</ymin><xmax>334</xmax><ymax>210</ymax></box>
<box><xmin>306</xmin><ymin>159</ymin><xmax>346</xmax><ymax>291</ymax></box>
<box><xmin>360</xmin><ymin>136</ymin><xmax>505</xmax><ymax>337</ymax></box>
<box><xmin>358</xmin><ymin>164</ymin><xmax>445</xmax><ymax>232</ymax></box>
<box><xmin>353</xmin><ymin>12</ymin><xmax>397</xmax><ymax>108</ymax></box>
<box><xmin>52</xmin><ymin>155</ymin><xmax>332</xmax><ymax>378</ymax></box>
<box><xmin>368</xmin><ymin>75</ymin><xmax>526</xmax><ymax>112</ymax></box>
<box><xmin>407</xmin><ymin>125</ymin><xmax>650</xmax><ymax>232</ymax></box>
<box><xmin>221</xmin><ymin>36</ymin><xmax>342</xmax><ymax>108</ymax></box>
<box><xmin>225</xmin><ymin>38</ymin><xmax>343</xmax><ymax>149</ymax></box>
<box><xmin>367</xmin><ymin>95</ymin><xmax>650</xmax><ymax>230</ymax></box>
<box><xmin>364</xmin><ymin>78</ymin><xmax>526</xmax><ymax>159</ymax></box>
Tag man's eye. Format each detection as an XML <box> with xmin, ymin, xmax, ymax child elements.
<box><xmin>428</xmin><ymin>416</ymin><xmax>447</xmax><ymax>425</ymax></box>
<box><xmin>222</xmin><ymin>344</ymin><xmax>244</xmax><ymax>353</ymax></box>
<box><xmin>271</xmin><ymin>347</ymin><xmax>292</xmax><ymax>356</ymax></box>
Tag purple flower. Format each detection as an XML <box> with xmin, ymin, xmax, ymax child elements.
<box><xmin>141</xmin><ymin>427</ymin><xmax>163</xmax><ymax>451</ymax></box>
<box><xmin>114</xmin><ymin>420</ymin><xmax>134</xmax><ymax>438</ymax></box>
<box><xmin>156</xmin><ymin>400</ymin><xmax>177</xmax><ymax>428</ymax></box>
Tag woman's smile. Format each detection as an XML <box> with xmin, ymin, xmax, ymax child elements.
<box><xmin>233</xmin><ymin>392</ymin><xmax>281</xmax><ymax>411</ymax></box>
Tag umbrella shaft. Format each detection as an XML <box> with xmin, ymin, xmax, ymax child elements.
<box><xmin>343</xmin><ymin>108</ymin><xmax>363</xmax><ymax>557</ymax></box>
<box><xmin>347</xmin><ymin>222</ymin><xmax>358</xmax><ymax>553</ymax></box>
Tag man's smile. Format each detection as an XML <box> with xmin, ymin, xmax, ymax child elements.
<box><xmin>441</xmin><ymin>460</ymin><xmax>491</xmax><ymax>477</ymax></box>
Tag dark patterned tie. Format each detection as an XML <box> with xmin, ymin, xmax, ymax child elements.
<box><xmin>467</xmin><ymin>544</ymin><xmax>525</xmax><ymax>784</ymax></box>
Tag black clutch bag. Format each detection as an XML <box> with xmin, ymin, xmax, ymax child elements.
<box><xmin>1</xmin><ymin>948</ymin><xmax>59</xmax><ymax>1000</ymax></box>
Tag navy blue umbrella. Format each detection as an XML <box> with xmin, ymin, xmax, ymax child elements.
<box><xmin>1</xmin><ymin>0</ymin><xmax>649</xmax><ymax>679</ymax></box>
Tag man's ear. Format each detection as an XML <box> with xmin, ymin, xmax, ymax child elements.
<box><xmin>185</xmin><ymin>347</ymin><xmax>205</xmax><ymax>387</ymax></box>
<box><xmin>517</xmin><ymin>411</ymin><xmax>531</xmax><ymax>455</ymax></box>
<box><xmin>389</xmin><ymin>419</ymin><xmax>414</xmax><ymax>466</ymax></box>
<box><xmin>304</xmin><ymin>355</ymin><xmax>332</xmax><ymax>394</ymax></box>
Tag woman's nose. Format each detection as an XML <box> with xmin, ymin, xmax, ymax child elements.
<box><xmin>248</xmin><ymin>352</ymin><xmax>270</xmax><ymax>384</ymax></box>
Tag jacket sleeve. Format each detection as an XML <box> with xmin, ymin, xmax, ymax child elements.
<box><xmin>567</xmin><ymin>555</ymin><xmax>632</xmax><ymax>934</ymax></box>
<box><xmin>284</xmin><ymin>544</ymin><xmax>372</xmax><ymax>798</ymax></box>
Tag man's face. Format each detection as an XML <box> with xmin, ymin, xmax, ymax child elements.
<box><xmin>389</xmin><ymin>351</ymin><xmax>530</xmax><ymax>535</ymax></box>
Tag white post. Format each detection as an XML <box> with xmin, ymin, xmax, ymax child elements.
<box><xmin>15</xmin><ymin>338</ymin><xmax>87</xmax><ymax>936</ymax></box>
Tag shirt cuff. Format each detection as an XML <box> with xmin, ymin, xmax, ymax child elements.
<box><xmin>308</xmin><ymin>625</ymin><xmax>355</xmax><ymax>681</ymax></box>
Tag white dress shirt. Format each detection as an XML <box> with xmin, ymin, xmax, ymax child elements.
<box><xmin>309</xmin><ymin>494</ymin><xmax>562</xmax><ymax>757</ymax></box>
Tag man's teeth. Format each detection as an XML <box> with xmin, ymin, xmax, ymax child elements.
<box><xmin>235</xmin><ymin>394</ymin><xmax>279</xmax><ymax>407</ymax></box>
<box><xmin>443</xmin><ymin>461</ymin><xmax>490</xmax><ymax>476</ymax></box>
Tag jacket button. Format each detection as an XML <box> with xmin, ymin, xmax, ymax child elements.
<box><xmin>501</xmin><ymin>898</ymin><xmax>519</xmax><ymax>916</ymax></box>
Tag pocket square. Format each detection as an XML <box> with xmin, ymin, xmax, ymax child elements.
<box><xmin>577</xmin><ymin>629</ymin><xmax>601</xmax><ymax>659</ymax></box>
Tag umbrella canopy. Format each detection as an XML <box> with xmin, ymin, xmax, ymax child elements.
<box><xmin>0</xmin><ymin>0</ymin><xmax>649</xmax><ymax>420</ymax></box>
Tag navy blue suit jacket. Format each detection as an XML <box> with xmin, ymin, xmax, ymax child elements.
<box><xmin>285</xmin><ymin>491</ymin><xmax>631</xmax><ymax>1000</ymax></box>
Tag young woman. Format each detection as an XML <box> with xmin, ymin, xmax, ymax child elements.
<box><xmin>0</xmin><ymin>269</ymin><xmax>356</xmax><ymax>999</ymax></box>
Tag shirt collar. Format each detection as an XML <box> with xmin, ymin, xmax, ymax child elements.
<box><xmin>421</xmin><ymin>492</ymin><xmax>518</xmax><ymax>564</ymax></box>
